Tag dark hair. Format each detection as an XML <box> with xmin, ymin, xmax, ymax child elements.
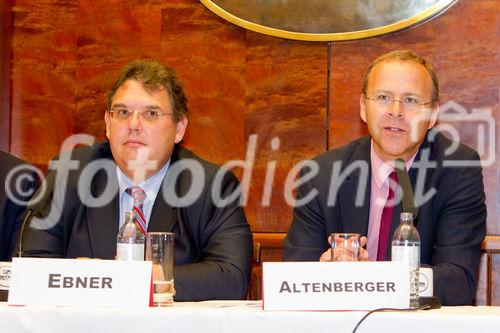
<box><xmin>362</xmin><ymin>50</ymin><xmax>439</xmax><ymax>106</ymax></box>
<box><xmin>107</xmin><ymin>60</ymin><xmax>188</xmax><ymax>121</ymax></box>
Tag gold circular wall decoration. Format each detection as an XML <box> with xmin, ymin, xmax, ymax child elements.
<box><xmin>199</xmin><ymin>0</ymin><xmax>457</xmax><ymax>41</ymax></box>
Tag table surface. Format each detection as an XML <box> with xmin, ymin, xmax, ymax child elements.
<box><xmin>1</xmin><ymin>301</ymin><xmax>499</xmax><ymax>333</ymax></box>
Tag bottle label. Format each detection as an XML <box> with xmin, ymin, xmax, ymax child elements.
<box><xmin>116</xmin><ymin>243</ymin><xmax>145</xmax><ymax>261</ymax></box>
<box><xmin>391</xmin><ymin>246</ymin><xmax>419</xmax><ymax>268</ymax></box>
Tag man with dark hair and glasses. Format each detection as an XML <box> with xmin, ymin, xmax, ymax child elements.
<box><xmin>21</xmin><ymin>60</ymin><xmax>252</xmax><ymax>301</ymax></box>
<box><xmin>284</xmin><ymin>50</ymin><xmax>486</xmax><ymax>305</ymax></box>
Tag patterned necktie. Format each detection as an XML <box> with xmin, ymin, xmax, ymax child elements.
<box><xmin>377</xmin><ymin>171</ymin><xmax>398</xmax><ymax>261</ymax></box>
<box><xmin>126</xmin><ymin>186</ymin><xmax>147</xmax><ymax>235</ymax></box>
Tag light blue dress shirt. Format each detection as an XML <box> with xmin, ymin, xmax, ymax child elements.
<box><xmin>116</xmin><ymin>160</ymin><xmax>170</xmax><ymax>229</ymax></box>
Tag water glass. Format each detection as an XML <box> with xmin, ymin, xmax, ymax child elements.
<box><xmin>146</xmin><ymin>232</ymin><xmax>175</xmax><ymax>306</ymax></box>
<box><xmin>330</xmin><ymin>233</ymin><xmax>360</xmax><ymax>262</ymax></box>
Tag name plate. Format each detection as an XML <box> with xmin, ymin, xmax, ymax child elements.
<box><xmin>0</xmin><ymin>262</ymin><xmax>11</xmax><ymax>291</ymax></box>
<box><xmin>263</xmin><ymin>262</ymin><xmax>409</xmax><ymax>311</ymax></box>
<box><xmin>8</xmin><ymin>258</ymin><xmax>152</xmax><ymax>307</ymax></box>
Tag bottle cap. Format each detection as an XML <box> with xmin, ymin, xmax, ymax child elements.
<box><xmin>400</xmin><ymin>212</ymin><xmax>413</xmax><ymax>220</ymax></box>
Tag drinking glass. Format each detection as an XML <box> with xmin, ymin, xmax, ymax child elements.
<box><xmin>330</xmin><ymin>233</ymin><xmax>360</xmax><ymax>262</ymax></box>
<box><xmin>146</xmin><ymin>232</ymin><xmax>175</xmax><ymax>306</ymax></box>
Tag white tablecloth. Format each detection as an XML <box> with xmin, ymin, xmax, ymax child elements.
<box><xmin>1</xmin><ymin>301</ymin><xmax>499</xmax><ymax>333</ymax></box>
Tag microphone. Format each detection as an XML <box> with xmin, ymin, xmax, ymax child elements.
<box><xmin>394</xmin><ymin>159</ymin><xmax>440</xmax><ymax>309</ymax></box>
<box><xmin>16</xmin><ymin>171</ymin><xmax>53</xmax><ymax>258</ymax></box>
<box><xmin>16</xmin><ymin>209</ymin><xmax>34</xmax><ymax>258</ymax></box>
<box><xmin>394</xmin><ymin>158</ymin><xmax>418</xmax><ymax>219</ymax></box>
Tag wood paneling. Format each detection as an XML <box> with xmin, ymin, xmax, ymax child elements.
<box><xmin>253</xmin><ymin>232</ymin><xmax>286</xmax><ymax>248</ymax></box>
<box><xmin>74</xmin><ymin>0</ymin><xmax>165</xmax><ymax>141</ymax></box>
<box><xmin>0</xmin><ymin>0</ymin><xmax>12</xmax><ymax>151</ymax></box>
<box><xmin>10</xmin><ymin>0</ymin><xmax>78</xmax><ymax>165</ymax></box>
<box><xmin>480</xmin><ymin>235</ymin><xmax>500</xmax><ymax>305</ymax></box>
<box><xmin>3</xmin><ymin>0</ymin><xmax>499</xmax><ymax>303</ymax></box>
<box><xmin>244</xmin><ymin>33</ymin><xmax>326</xmax><ymax>231</ymax></box>
<box><xmin>161</xmin><ymin>0</ymin><xmax>247</xmax><ymax>165</ymax></box>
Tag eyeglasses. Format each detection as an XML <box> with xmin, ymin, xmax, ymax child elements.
<box><xmin>364</xmin><ymin>93</ymin><xmax>433</xmax><ymax>112</ymax></box>
<box><xmin>108</xmin><ymin>107</ymin><xmax>174</xmax><ymax>122</ymax></box>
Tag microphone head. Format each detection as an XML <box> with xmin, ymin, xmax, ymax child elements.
<box><xmin>393</xmin><ymin>158</ymin><xmax>419</xmax><ymax>219</ymax></box>
<box><xmin>395</xmin><ymin>158</ymin><xmax>406</xmax><ymax>171</ymax></box>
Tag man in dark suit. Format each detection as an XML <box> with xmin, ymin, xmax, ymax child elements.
<box><xmin>21</xmin><ymin>60</ymin><xmax>252</xmax><ymax>301</ymax></box>
<box><xmin>0</xmin><ymin>151</ymin><xmax>38</xmax><ymax>260</ymax></box>
<box><xmin>284</xmin><ymin>50</ymin><xmax>486</xmax><ymax>306</ymax></box>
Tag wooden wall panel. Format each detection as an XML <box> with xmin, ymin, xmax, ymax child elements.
<box><xmin>0</xmin><ymin>0</ymin><xmax>12</xmax><ymax>151</ymax></box>
<box><xmin>477</xmin><ymin>242</ymin><xmax>500</xmax><ymax>306</ymax></box>
<box><xmin>10</xmin><ymin>0</ymin><xmax>78</xmax><ymax>165</ymax></box>
<box><xmin>160</xmin><ymin>0</ymin><xmax>247</xmax><ymax>166</ymax></box>
<box><xmin>74</xmin><ymin>0</ymin><xmax>164</xmax><ymax>141</ymax></box>
<box><xmin>249</xmin><ymin>247</ymin><xmax>282</xmax><ymax>300</ymax></box>
<box><xmin>244</xmin><ymin>33</ymin><xmax>326</xmax><ymax>231</ymax></box>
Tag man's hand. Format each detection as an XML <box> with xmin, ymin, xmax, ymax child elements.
<box><xmin>319</xmin><ymin>236</ymin><xmax>370</xmax><ymax>262</ymax></box>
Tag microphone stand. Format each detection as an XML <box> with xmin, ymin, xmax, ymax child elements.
<box><xmin>0</xmin><ymin>210</ymin><xmax>33</xmax><ymax>301</ymax></box>
<box><xmin>394</xmin><ymin>158</ymin><xmax>418</xmax><ymax>219</ymax></box>
<box><xmin>17</xmin><ymin>209</ymin><xmax>34</xmax><ymax>258</ymax></box>
<box><xmin>394</xmin><ymin>158</ymin><xmax>440</xmax><ymax>309</ymax></box>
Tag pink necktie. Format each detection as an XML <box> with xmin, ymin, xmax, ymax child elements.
<box><xmin>127</xmin><ymin>186</ymin><xmax>147</xmax><ymax>235</ymax></box>
<box><xmin>377</xmin><ymin>171</ymin><xmax>397</xmax><ymax>261</ymax></box>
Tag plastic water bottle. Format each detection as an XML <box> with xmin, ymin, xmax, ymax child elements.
<box><xmin>116</xmin><ymin>211</ymin><xmax>145</xmax><ymax>261</ymax></box>
<box><xmin>391</xmin><ymin>212</ymin><xmax>420</xmax><ymax>308</ymax></box>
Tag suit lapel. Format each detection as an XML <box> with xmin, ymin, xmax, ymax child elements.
<box><xmin>147</xmin><ymin>184</ymin><xmax>178</xmax><ymax>232</ymax></box>
<box><xmin>338</xmin><ymin>137</ymin><xmax>372</xmax><ymax>236</ymax></box>
<box><xmin>407</xmin><ymin>130</ymin><xmax>437</xmax><ymax>227</ymax></box>
<box><xmin>147</xmin><ymin>148</ymin><xmax>181</xmax><ymax>232</ymax></box>
<box><xmin>86</xmin><ymin>161</ymin><xmax>119</xmax><ymax>259</ymax></box>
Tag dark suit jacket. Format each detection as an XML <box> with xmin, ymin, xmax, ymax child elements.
<box><xmin>22</xmin><ymin>142</ymin><xmax>253</xmax><ymax>301</ymax></box>
<box><xmin>0</xmin><ymin>151</ymin><xmax>38</xmax><ymax>260</ymax></box>
<box><xmin>284</xmin><ymin>131</ymin><xmax>486</xmax><ymax>305</ymax></box>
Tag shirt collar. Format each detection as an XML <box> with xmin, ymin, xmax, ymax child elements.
<box><xmin>117</xmin><ymin>160</ymin><xmax>171</xmax><ymax>200</ymax></box>
<box><xmin>370</xmin><ymin>140</ymin><xmax>418</xmax><ymax>189</ymax></box>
